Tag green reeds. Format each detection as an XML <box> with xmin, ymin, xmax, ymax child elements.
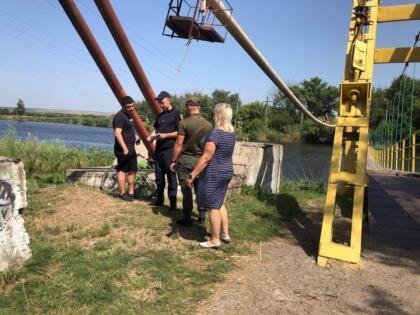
<box><xmin>0</xmin><ymin>129</ymin><xmax>113</xmax><ymax>185</ymax></box>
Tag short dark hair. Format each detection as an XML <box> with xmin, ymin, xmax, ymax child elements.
<box><xmin>121</xmin><ymin>96</ymin><xmax>134</xmax><ymax>106</ymax></box>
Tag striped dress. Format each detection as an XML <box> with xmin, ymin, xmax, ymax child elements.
<box><xmin>197</xmin><ymin>128</ymin><xmax>236</xmax><ymax>209</ymax></box>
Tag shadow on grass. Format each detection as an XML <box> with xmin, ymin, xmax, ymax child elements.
<box><xmin>239</xmin><ymin>187</ymin><xmax>323</xmax><ymax>257</ymax></box>
<box><xmin>151</xmin><ymin>203</ymin><xmax>207</xmax><ymax>242</ymax></box>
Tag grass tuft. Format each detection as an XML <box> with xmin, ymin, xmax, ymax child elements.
<box><xmin>90</xmin><ymin>223</ymin><xmax>111</xmax><ymax>238</ymax></box>
<box><xmin>24</xmin><ymin>243</ymin><xmax>55</xmax><ymax>274</ymax></box>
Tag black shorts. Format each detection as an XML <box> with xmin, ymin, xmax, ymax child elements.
<box><xmin>115</xmin><ymin>152</ymin><xmax>137</xmax><ymax>173</ymax></box>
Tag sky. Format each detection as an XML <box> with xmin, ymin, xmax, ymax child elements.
<box><xmin>0</xmin><ymin>0</ymin><xmax>418</xmax><ymax>113</ymax></box>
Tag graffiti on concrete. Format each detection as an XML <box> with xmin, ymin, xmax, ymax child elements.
<box><xmin>0</xmin><ymin>180</ymin><xmax>15</xmax><ymax>231</ymax></box>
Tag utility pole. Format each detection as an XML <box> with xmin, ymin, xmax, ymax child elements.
<box><xmin>263</xmin><ymin>96</ymin><xmax>274</xmax><ymax>126</ymax></box>
<box><xmin>299</xmin><ymin>102</ymin><xmax>305</xmax><ymax>142</ymax></box>
<box><xmin>234</xmin><ymin>98</ymin><xmax>240</xmax><ymax>128</ymax></box>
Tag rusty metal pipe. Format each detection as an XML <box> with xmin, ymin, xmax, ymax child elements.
<box><xmin>58</xmin><ymin>0</ymin><xmax>155</xmax><ymax>154</ymax></box>
<box><xmin>94</xmin><ymin>0</ymin><xmax>162</xmax><ymax>117</ymax></box>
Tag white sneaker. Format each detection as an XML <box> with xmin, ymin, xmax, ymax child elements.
<box><xmin>198</xmin><ymin>241</ymin><xmax>221</xmax><ymax>249</ymax></box>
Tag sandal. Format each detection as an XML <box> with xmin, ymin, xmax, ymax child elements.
<box><xmin>198</xmin><ymin>241</ymin><xmax>221</xmax><ymax>249</ymax></box>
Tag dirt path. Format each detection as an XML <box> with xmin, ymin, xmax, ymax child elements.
<box><xmin>198</xmin><ymin>217</ymin><xmax>420</xmax><ymax>314</ymax></box>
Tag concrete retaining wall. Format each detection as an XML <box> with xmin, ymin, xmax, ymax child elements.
<box><xmin>67</xmin><ymin>141</ymin><xmax>283</xmax><ymax>194</ymax></box>
<box><xmin>0</xmin><ymin>157</ymin><xmax>31</xmax><ymax>271</ymax></box>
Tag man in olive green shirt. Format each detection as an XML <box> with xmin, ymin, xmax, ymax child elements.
<box><xmin>170</xmin><ymin>97</ymin><xmax>212</xmax><ymax>226</ymax></box>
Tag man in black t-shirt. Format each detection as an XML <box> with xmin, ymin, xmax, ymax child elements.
<box><xmin>113</xmin><ymin>96</ymin><xmax>137</xmax><ymax>202</ymax></box>
<box><xmin>148</xmin><ymin>91</ymin><xmax>180</xmax><ymax>210</ymax></box>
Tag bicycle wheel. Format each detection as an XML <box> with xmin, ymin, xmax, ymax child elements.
<box><xmin>134</xmin><ymin>170</ymin><xmax>156</xmax><ymax>199</ymax></box>
<box><xmin>100</xmin><ymin>170</ymin><xmax>119</xmax><ymax>195</ymax></box>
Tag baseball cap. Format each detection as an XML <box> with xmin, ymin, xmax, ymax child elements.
<box><xmin>185</xmin><ymin>96</ymin><xmax>201</xmax><ymax>106</ymax></box>
<box><xmin>156</xmin><ymin>91</ymin><xmax>171</xmax><ymax>100</ymax></box>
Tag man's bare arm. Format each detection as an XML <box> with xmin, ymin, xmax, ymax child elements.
<box><xmin>114</xmin><ymin>128</ymin><xmax>128</xmax><ymax>155</ymax></box>
<box><xmin>159</xmin><ymin>131</ymin><xmax>178</xmax><ymax>140</ymax></box>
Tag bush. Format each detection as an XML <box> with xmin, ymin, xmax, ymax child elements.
<box><xmin>264</xmin><ymin>129</ymin><xmax>284</xmax><ymax>143</ymax></box>
<box><xmin>0</xmin><ymin>130</ymin><xmax>113</xmax><ymax>185</ymax></box>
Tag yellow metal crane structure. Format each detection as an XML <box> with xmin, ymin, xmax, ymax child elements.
<box><xmin>317</xmin><ymin>0</ymin><xmax>420</xmax><ymax>266</ymax></box>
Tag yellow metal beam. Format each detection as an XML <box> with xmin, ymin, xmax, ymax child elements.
<box><xmin>317</xmin><ymin>0</ymin><xmax>379</xmax><ymax>267</ymax></box>
<box><xmin>378</xmin><ymin>4</ymin><xmax>420</xmax><ymax>23</ymax></box>
<box><xmin>374</xmin><ymin>47</ymin><xmax>420</xmax><ymax>64</ymax></box>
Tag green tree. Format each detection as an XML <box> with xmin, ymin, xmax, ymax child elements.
<box><xmin>211</xmin><ymin>89</ymin><xmax>241</xmax><ymax>107</ymax></box>
<box><xmin>14</xmin><ymin>98</ymin><xmax>25</xmax><ymax>116</ymax></box>
<box><xmin>135</xmin><ymin>100</ymin><xmax>154</xmax><ymax>123</ymax></box>
<box><xmin>212</xmin><ymin>89</ymin><xmax>230</xmax><ymax>104</ymax></box>
<box><xmin>370</xmin><ymin>74</ymin><xmax>420</xmax><ymax>146</ymax></box>
<box><xmin>299</xmin><ymin>77</ymin><xmax>338</xmax><ymax>118</ymax></box>
<box><xmin>369</xmin><ymin>87</ymin><xmax>387</xmax><ymax>129</ymax></box>
<box><xmin>0</xmin><ymin>108</ymin><xmax>10</xmax><ymax>115</ymax></box>
<box><xmin>301</xmin><ymin>119</ymin><xmax>334</xmax><ymax>144</ymax></box>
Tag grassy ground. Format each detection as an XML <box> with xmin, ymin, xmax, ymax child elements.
<box><xmin>0</xmin><ymin>181</ymin><xmax>325</xmax><ymax>314</ymax></box>
<box><xmin>0</xmin><ymin>138</ymin><xmax>326</xmax><ymax>313</ymax></box>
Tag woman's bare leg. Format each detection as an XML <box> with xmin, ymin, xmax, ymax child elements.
<box><xmin>209</xmin><ymin>209</ymin><xmax>221</xmax><ymax>244</ymax></box>
<box><xmin>220</xmin><ymin>204</ymin><xmax>229</xmax><ymax>238</ymax></box>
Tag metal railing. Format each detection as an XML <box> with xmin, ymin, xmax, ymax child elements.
<box><xmin>371</xmin><ymin>131</ymin><xmax>419</xmax><ymax>173</ymax></box>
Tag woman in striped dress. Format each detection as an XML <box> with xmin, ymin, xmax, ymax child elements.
<box><xmin>185</xmin><ymin>103</ymin><xmax>236</xmax><ymax>248</ymax></box>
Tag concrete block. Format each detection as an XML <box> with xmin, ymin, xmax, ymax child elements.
<box><xmin>66</xmin><ymin>141</ymin><xmax>283</xmax><ymax>195</ymax></box>
<box><xmin>0</xmin><ymin>157</ymin><xmax>31</xmax><ymax>271</ymax></box>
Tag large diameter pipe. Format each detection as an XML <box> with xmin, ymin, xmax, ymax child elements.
<box><xmin>94</xmin><ymin>0</ymin><xmax>162</xmax><ymax>117</ymax></box>
<box><xmin>207</xmin><ymin>0</ymin><xmax>335</xmax><ymax>128</ymax></box>
<box><xmin>58</xmin><ymin>0</ymin><xmax>155</xmax><ymax>154</ymax></box>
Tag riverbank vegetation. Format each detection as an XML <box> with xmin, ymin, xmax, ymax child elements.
<box><xmin>0</xmin><ymin>133</ymin><xmax>113</xmax><ymax>187</ymax></box>
<box><xmin>0</xmin><ymin>138</ymin><xmax>326</xmax><ymax>313</ymax></box>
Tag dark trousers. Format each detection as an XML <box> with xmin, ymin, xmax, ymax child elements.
<box><xmin>177</xmin><ymin>163</ymin><xmax>205</xmax><ymax>220</ymax></box>
<box><xmin>155</xmin><ymin>148</ymin><xmax>177</xmax><ymax>200</ymax></box>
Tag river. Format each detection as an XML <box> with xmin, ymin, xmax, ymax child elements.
<box><xmin>0</xmin><ymin>120</ymin><xmax>332</xmax><ymax>181</ymax></box>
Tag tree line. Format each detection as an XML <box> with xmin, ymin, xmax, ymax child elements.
<box><xmin>136</xmin><ymin>77</ymin><xmax>339</xmax><ymax>144</ymax></box>
<box><xmin>2</xmin><ymin>75</ymin><xmax>418</xmax><ymax>145</ymax></box>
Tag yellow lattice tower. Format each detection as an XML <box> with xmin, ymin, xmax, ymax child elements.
<box><xmin>318</xmin><ymin>0</ymin><xmax>420</xmax><ymax>267</ymax></box>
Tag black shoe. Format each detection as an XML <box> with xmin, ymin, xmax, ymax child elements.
<box><xmin>155</xmin><ymin>197</ymin><xmax>164</xmax><ymax>206</ymax></box>
<box><xmin>118</xmin><ymin>194</ymin><xmax>134</xmax><ymax>202</ymax></box>
<box><xmin>176</xmin><ymin>218</ymin><xmax>192</xmax><ymax>226</ymax></box>
<box><xmin>127</xmin><ymin>193</ymin><xmax>135</xmax><ymax>200</ymax></box>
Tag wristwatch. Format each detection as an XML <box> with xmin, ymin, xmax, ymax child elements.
<box><xmin>188</xmin><ymin>174</ymin><xmax>193</xmax><ymax>179</ymax></box>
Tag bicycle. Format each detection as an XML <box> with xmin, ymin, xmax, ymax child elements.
<box><xmin>100</xmin><ymin>153</ymin><xmax>156</xmax><ymax>200</ymax></box>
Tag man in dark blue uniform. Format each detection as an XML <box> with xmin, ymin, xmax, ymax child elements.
<box><xmin>148</xmin><ymin>91</ymin><xmax>180</xmax><ymax>211</ymax></box>
<box><xmin>113</xmin><ymin>96</ymin><xmax>137</xmax><ymax>202</ymax></box>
